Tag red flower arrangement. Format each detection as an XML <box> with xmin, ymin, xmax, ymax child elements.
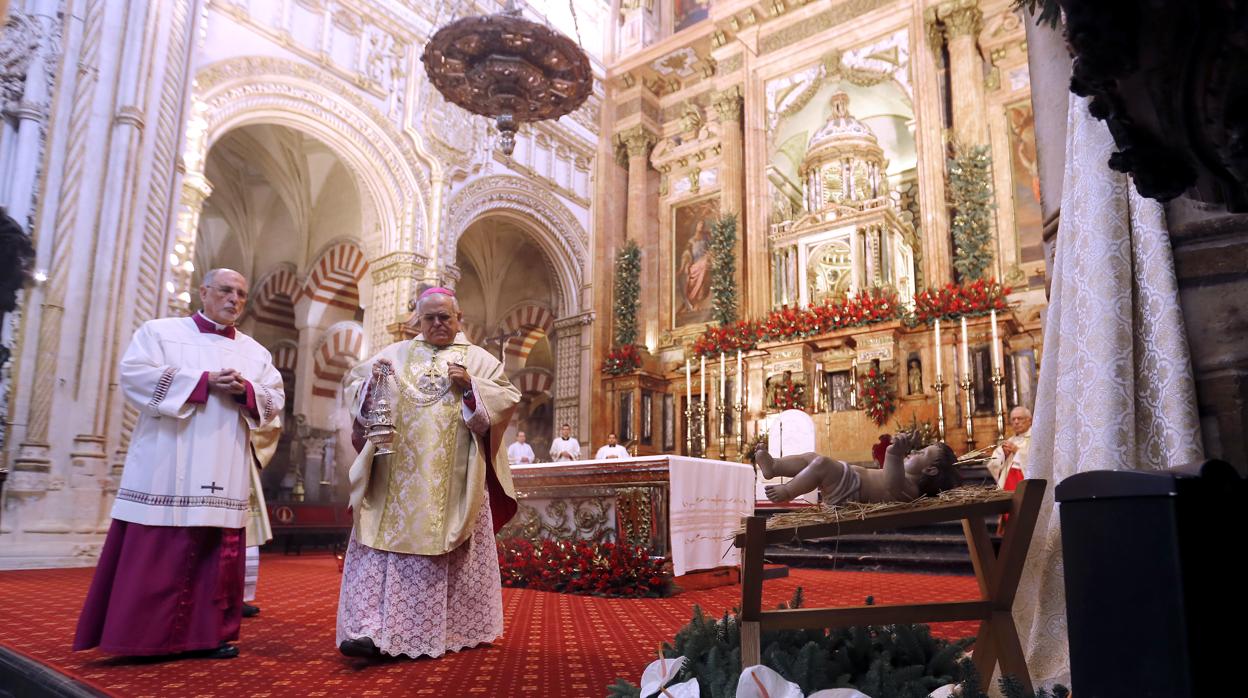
<box><xmin>602</xmin><ymin>343</ymin><xmax>643</xmax><ymax>375</ymax></box>
<box><xmin>858</xmin><ymin>366</ymin><xmax>895</xmax><ymax>426</ymax></box>
<box><xmin>772</xmin><ymin>381</ymin><xmax>807</xmax><ymax>411</ymax></box>
<box><xmin>912</xmin><ymin>278</ymin><xmax>1011</xmax><ymax>324</ymax></box>
<box><xmin>497</xmin><ymin>538</ymin><xmax>674</xmax><ymax>598</ymax></box>
<box><xmin>692</xmin><ymin>287</ymin><xmax>905</xmax><ymax>357</ymax></box>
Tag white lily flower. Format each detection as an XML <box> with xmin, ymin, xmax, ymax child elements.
<box><xmin>807</xmin><ymin>689</ymin><xmax>874</xmax><ymax>698</ymax></box>
<box><xmin>736</xmin><ymin>665</ymin><xmax>804</xmax><ymax>698</ymax></box>
<box><xmin>640</xmin><ymin>655</ymin><xmax>687</xmax><ymax>698</ymax></box>
<box><xmin>926</xmin><ymin>685</ymin><xmax>958</xmax><ymax>698</ymax></box>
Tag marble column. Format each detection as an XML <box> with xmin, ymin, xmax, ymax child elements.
<box><xmin>713</xmin><ymin>89</ymin><xmax>745</xmax><ymax>317</ymax></box>
<box><xmin>940</xmin><ymin>0</ymin><xmax>990</xmax><ymax>148</ymax></box>
<box><xmin>617</xmin><ymin>125</ymin><xmax>657</xmax><ymax>345</ymax></box>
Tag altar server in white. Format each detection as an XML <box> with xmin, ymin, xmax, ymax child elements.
<box><xmin>549</xmin><ymin>423</ymin><xmax>581</xmax><ymax>461</ymax></box>
<box><xmin>507</xmin><ymin>430</ymin><xmax>535</xmax><ymax>464</ymax></box>
<box><xmin>74</xmin><ymin>269</ymin><xmax>284</xmax><ymax>659</ymax></box>
<box><xmin>594</xmin><ymin>432</ymin><xmax>630</xmax><ymax>460</ymax></box>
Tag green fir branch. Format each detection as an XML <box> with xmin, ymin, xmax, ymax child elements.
<box><xmin>947</xmin><ymin>142</ymin><xmax>996</xmax><ymax>283</ymax></box>
<box><xmin>613</xmin><ymin>239</ymin><xmax>642</xmax><ymax>347</ymax></box>
<box><xmin>709</xmin><ymin>214</ymin><xmax>739</xmax><ymax>326</ymax></box>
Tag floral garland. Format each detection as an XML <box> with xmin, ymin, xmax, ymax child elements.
<box><xmin>613</xmin><ymin>240</ymin><xmax>641</xmax><ymax>347</ymax></box>
<box><xmin>858</xmin><ymin>366</ymin><xmax>895</xmax><ymax>426</ymax></box>
<box><xmin>912</xmin><ymin>279</ymin><xmax>1011</xmax><ymax>324</ymax></box>
<box><xmin>603</xmin><ymin>343</ymin><xmax>643</xmax><ymax>376</ymax></box>
<box><xmin>692</xmin><ymin>286</ymin><xmax>903</xmax><ymax>358</ymax></box>
<box><xmin>772</xmin><ymin>381</ymin><xmax>807</xmax><ymax>412</ymax></box>
<box><xmin>948</xmin><ymin>142</ymin><xmax>996</xmax><ymax>282</ymax></box>
<box><xmin>690</xmin><ymin>280</ymin><xmax>1012</xmax><ymax>357</ymax></box>
<box><xmin>498</xmin><ymin>538</ymin><xmax>674</xmax><ymax>598</ymax></box>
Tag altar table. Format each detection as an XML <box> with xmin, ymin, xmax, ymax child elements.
<box><xmin>508</xmin><ymin>456</ymin><xmax>755</xmax><ymax>575</ymax></box>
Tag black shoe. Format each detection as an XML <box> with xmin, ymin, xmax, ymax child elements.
<box><xmin>185</xmin><ymin>643</ymin><xmax>239</xmax><ymax>660</ymax></box>
<box><xmin>339</xmin><ymin>637</ymin><xmax>382</xmax><ymax>658</ymax></box>
<box><xmin>242</xmin><ymin>603</ymin><xmax>260</xmax><ymax>618</ymax></box>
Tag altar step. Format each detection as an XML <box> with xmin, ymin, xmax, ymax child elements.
<box><xmin>762</xmin><ymin>521</ymin><xmax>1001</xmax><ymax>576</ymax></box>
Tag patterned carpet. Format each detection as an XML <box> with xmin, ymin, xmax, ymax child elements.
<box><xmin>0</xmin><ymin>554</ymin><xmax>980</xmax><ymax>697</ymax></box>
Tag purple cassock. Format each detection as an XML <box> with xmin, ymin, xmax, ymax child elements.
<box><xmin>73</xmin><ymin>521</ymin><xmax>244</xmax><ymax>654</ymax></box>
<box><xmin>74</xmin><ymin>312</ymin><xmax>277</xmax><ymax>656</ymax></box>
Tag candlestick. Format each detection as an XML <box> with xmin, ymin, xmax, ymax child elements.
<box><xmin>684</xmin><ymin>405</ymin><xmax>694</xmax><ymax>456</ymax></box>
<box><xmin>717</xmin><ymin>401</ymin><xmax>728</xmax><ymax>458</ymax></box>
<box><xmin>932</xmin><ymin>377</ymin><xmax>947</xmax><ymax>441</ymax></box>
<box><xmin>992</xmin><ymin>371</ymin><xmax>1006</xmax><ymax>441</ymax></box>
<box><xmin>933</xmin><ymin>319</ymin><xmax>943</xmax><ymax>382</ymax></box>
<box><xmin>960</xmin><ymin>373</ymin><xmax>976</xmax><ymax>450</ymax></box>
<box><xmin>698</xmin><ymin>399</ymin><xmax>707</xmax><ymax>457</ymax></box>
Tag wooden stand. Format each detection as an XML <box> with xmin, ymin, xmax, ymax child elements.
<box><xmin>735</xmin><ymin>480</ymin><xmax>1046</xmax><ymax>696</ymax></box>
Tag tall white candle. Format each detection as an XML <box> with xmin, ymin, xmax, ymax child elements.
<box><xmin>815</xmin><ymin>362</ymin><xmax>823</xmax><ymax>411</ymax></box>
<box><xmin>700</xmin><ymin>355</ymin><xmax>706</xmax><ymax>401</ymax></box>
<box><xmin>960</xmin><ymin>316</ymin><xmax>970</xmax><ymax>382</ymax></box>
<box><xmin>933</xmin><ymin>319</ymin><xmax>943</xmax><ymax>381</ymax></box>
<box><xmin>736</xmin><ymin>349</ymin><xmax>744</xmax><ymax>404</ymax></box>
<box><xmin>720</xmin><ymin>352</ymin><xmax>726</xmax><ymax>403</ymax></box>
<box><xmin>990</xmin><ymin>309</ymin><xmax>1002</xmax><ymax>373</ymax></box>
<box><xmin>685</xmin><ymin>359</ymin><xmax>692</xmax><ymax>405</ymax></box>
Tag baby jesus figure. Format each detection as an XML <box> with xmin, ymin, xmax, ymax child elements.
<box><xmin>754</xmin><ymin>431</ymin><xmax>960</xmax><ymax>505</ymax></box>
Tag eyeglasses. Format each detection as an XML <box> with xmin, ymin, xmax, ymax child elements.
<box><xmin>209</xmin><ymin>285</ymin><xmax>248</xmax><ymax>301</ymax></box>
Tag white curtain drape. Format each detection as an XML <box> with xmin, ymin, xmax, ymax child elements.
<box><xmin>1009</xmin><ymin>93</ymin><xmax>1206</xmax><ymax>689</ymax></box>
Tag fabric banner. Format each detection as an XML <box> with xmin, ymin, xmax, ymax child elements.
<box><xmin>1013</xmin><ymin>93</ymin><xmax>1205</xmax><ymax>689</ymax></box>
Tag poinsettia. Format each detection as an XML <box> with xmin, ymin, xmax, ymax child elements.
<box><xmin>913</xmin><ymin>279</ymin><xmax>1011</xmax><ymax>324</ymax></box>
<box><xmin>603</xmin><ymin>343</ymin><xmax>643</xmax><ymax>376</ymax></box>
<box><xmin>497</xmin><ymin>538</ymin><xmax>673</xmax><ymax>598</ymax></box>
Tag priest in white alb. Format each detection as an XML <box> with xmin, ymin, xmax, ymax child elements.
<box><xmin>594</xmin><ymin>432</ymin><xmax>630</xmax><ymax>459</ymax></box>
<box><xmin>549</xmin><ymin>423</ymin><xmax>581</xmax><ymax>461</ymax></box>
<box><xmin>74</xmin><ymin>269</ymin><xmax>284</xmax><ymax>659</ymax></box>
<box><xmin>336</xmin><ymin>287</ymin><xmax>520</xmax><ymax>659</ymax></box>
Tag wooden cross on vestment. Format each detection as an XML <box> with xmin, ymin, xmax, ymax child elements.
<box><xmin>200</xmin><ymin>481</ymin><xmax>224</xmax><ymax>493</ymax></box>
<box><xmin>483</xmin><ymin>327</ymin><xmax>524</xmax><ymax>361</ymax></box>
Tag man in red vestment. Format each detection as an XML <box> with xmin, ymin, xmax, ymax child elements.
<box><xmin>73</xmin><ymin>269</ymin><xmax>284</xmax><ymax>659</ymax></box>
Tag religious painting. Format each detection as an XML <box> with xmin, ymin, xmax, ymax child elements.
<box><xmin>829</xmin><ymin>370</ymin><xmax>854</xmax><ymax>412</ymax></box>
<box><xmin>720</xmin><ymin>378</ymin><xmax>735</xmax><ymax>437</ymax></box>
<box><xmin>1006</xmin><ymin>100</ymin><xmax>1044</xmax><ymax>266</ymax></box>
<box><xmin>619</xmin><ymin>392</ymin><xmax>634</xmax><ymax>442</ymax></box>
<box><xmin>971</xmin><ymin>346</ymin><xmax>994</xmax><ymax>413</ymax></box>
<box><xmin>674</xmin><ymin>0</ymin><xmax>709</xmax><ymax>34</ymax></box>
<box><xmin>641</xmin><ymin>391</ymin><xmax>653</xmax><ymax>445</ymax></box>
<box><xmin>1011</xmin><ymin>349</ymin><xmax>1037</xmax><ymax>410</ymax></box>
<box><xmin>662</xmin><ymin>394</ymin><xmax>675</xmax><ymax>451</ymax></box>
<box><xmin>672</xmin><ymin>196</ymin><xmax>720</xmax><ymax>327</ymax></box>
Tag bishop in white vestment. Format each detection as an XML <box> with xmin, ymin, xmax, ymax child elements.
<box><xmin>74</xmin><ymin>269</ymin><xmax>284</xmax><ymax>659</ymax></box>
<box><xmin>336</xmin><ymin>288</ymin><xmax>520</xmax><ymax>659</ymax></box>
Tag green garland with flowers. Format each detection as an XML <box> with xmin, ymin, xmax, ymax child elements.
<box><xmin>858</xmin><ymin>365</ymin><xmax>895</xmax><ymax>426</ymax></box>
<box><xmin>605</xmin><ymin>240</ymin><xmax>644</xmax><ymax>375</ymax></box>
<box><xmin>709</xmin><ymin>214</ymin><xmax>739</xmax><ymax>326</ymax></box>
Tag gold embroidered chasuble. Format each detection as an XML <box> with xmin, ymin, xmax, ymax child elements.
<box><xmin>347</xmin><ymin>333</ymin><xmax>520</xmax><ymax>556</ymax></box>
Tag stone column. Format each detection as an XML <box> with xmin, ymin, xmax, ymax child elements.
<box><xmin>617</xmin><ymin>125</ymin><xmax>657</xmax><ymax>345</ymax></box>
<box><xmin>940</xmin><ymin>0</ymin><xmax>990</xmax><ymax>147</ymax></box>
<box><xmin>368</xmin><ymin>251</ymin><xmax>434</xmax><ymax>347</ymax></box>
<box><xmin>713</xmin><ymin>89</ymin><xmax>745</xmax><ymax>316</ymax></box>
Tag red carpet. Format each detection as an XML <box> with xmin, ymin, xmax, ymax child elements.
<box><xmin>0</xmin><ymin>554</ymin><xmax>979</xmax><ymax>697</ymax></box>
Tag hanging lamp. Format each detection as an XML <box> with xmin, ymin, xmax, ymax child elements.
<box><xmin>421</xmin><ymin>0</ymin><xmax>592</xmax><ymax>155</ymax></box>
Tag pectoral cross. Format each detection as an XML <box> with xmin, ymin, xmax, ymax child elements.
<box><xmin>201</xmin><ymin>481</ymin><xmax>224</xmax><ymax>493</ymax></box>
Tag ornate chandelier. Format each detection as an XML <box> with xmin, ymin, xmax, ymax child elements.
<box><xmin>421</xmin><ymin>0</ymin><xmax>593</xmax><ymax>155</ymax></box>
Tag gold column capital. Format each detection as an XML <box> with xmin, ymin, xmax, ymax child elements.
<box><xmin>938</xmin><ymin>0</ymin><xmax>983</xmax><ymax>39</ymax></box>
<box><xmin>614</xmin><ymin>125</ymin><xmax>657</xmax><ymax>161</ymax></box>
<box><xmin>711</xmin><ymin>89</ymin><xmax>744</xmax><ymax>123</ymax></box>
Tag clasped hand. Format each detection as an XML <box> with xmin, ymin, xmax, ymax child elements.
<box><xmin>208</xmin><ymin>368</ymin><xmax>247</xmax><ymax>395</ymax></box>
